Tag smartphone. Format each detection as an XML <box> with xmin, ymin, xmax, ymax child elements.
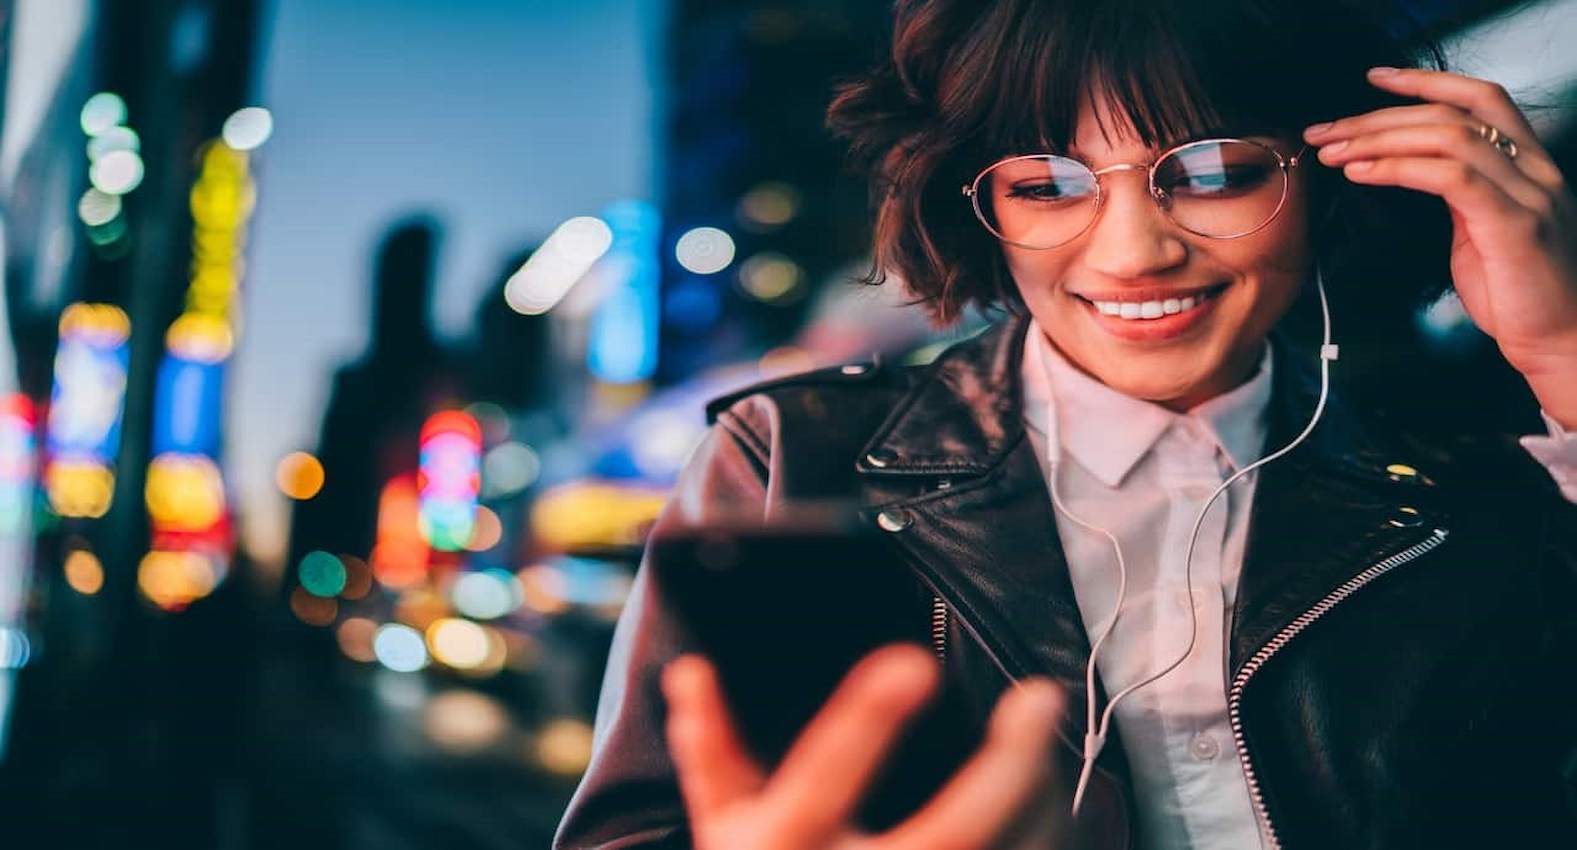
<box><xmin>648</xmin><ymin>513</ymin><xmax>986</xmax><ymax>830</ymax></box>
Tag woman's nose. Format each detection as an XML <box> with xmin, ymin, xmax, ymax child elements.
<box><xmin>1079</xmin><ymin>175</ymin><xmax>1188</xmax><ymax>278</ymax></box>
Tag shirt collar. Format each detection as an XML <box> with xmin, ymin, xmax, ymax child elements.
<box><xmin>1021</xmin><ymin>319</ymin><xmax>1275</xmax><ymax>487</ymax></box>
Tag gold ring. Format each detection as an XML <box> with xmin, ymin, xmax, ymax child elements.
<box><xmin>1477</xmin><ymin>123</ymin><xmax>1519</xmax><ymax>159</ymax></box>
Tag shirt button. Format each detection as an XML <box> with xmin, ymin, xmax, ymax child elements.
<box><xmin>1189</xmin><ymin>733</ymin><xmax>1220</xmax><ymax>762</ymax></box>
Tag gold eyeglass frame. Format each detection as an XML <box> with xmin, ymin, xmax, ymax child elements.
<box><xmin>961</xmin><ymin>137</ymin><xmax>1310</xmax><ymax>250</ymax></box>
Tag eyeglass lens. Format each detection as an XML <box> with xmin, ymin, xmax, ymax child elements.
<box><xmin>974</xmin><ymin>140</ymin><xmax>1288</xmax><ymax>249</ymax></box>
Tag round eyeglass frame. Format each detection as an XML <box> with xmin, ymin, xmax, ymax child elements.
<box><xmin>961</xmin><ymin>137</ymin><xmax>1310</xmax><ymax>250</ymax></box>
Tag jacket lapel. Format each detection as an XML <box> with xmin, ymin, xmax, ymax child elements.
<box><xmin>854</xmin><ymin>315</ymin><xmax>1100</xmax><ymax>746</ymax></box>
<box><xmin>852</xmin><ymin>314</ymin><xmax>1453</xmax><ymax>725</ymax></box>
<box><xmin>1229</xmin><ymin>331</ymin><xmax>1451</xmax><ymax>674</ymax></box>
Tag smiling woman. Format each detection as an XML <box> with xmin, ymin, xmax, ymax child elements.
<box><xmin>555</xmin><ymin>1</ymin><xmax>1577</xmax><ymax>849</ymax></box>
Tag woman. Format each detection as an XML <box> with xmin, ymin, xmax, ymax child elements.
<box><xmin>555</xmin><ymin>1</ymin><xmax>1577</xmax><ymax>847</ymax></box>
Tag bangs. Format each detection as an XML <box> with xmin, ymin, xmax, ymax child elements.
<box><xmin>957</xmin><ymin>0</ymin><xmax>1316</xmax><ymax>160</ymax></box>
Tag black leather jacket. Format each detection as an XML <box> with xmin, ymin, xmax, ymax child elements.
<box><xmin>554</xmin><ymin>315</ymin><xmax>1577</xmax><ymax>849</ymax></box>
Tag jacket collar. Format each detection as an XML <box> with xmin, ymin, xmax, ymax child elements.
<box><xmin>856</xmin><ymin>312</ymin><xmax>1451</xmax><ymax>728</ymax></box>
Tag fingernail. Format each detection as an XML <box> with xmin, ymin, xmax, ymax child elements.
<box><xmin>1321</xmin><ymin>140</ymin><xmax>1348</xmax><ymax>155</ymax></box>
<box><xmin>1347</xmin><ymin>160</ymin><xmax>1374</xmax><ymax>173</ymax></box>
<box><xmin>1367</xmin><ymin>66</ymin><xmax>1399</xmax><ymax>78</ymax></box>
<box><xmin>1305</xmin><ymin>122</ymin><xmax>1334</xmax><ymax>137</ymax></box>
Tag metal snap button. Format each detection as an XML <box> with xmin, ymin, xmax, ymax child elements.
<box><xmin>1388</xmin><ymin>506</ymin><xmax>1423</xmax><ymax>528</ymax></box>
<box><xmin>840</xmin><ymin>364</ymin><xmax>868</xmax><ymax>376</ymax></box>
<box><xmin>865</xmin><ymin>448</ymin><xmax>897</xmax><ymax>469</ymax></box>
<box><xmin>1385</xmin><ymin>463</ymin><xmax>1418</xmax><ymax>482</ymax></box>
<box><xmin>876</xmin><ymin>509</ymin><xmax>912</xmax><ymax>533</ymax></box>
<box><xmin>1189</xmin><ymin>733</ymin><xmax>1220</xmax><ymax>761</ymax></box>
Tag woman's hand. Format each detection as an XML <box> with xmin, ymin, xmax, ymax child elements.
<box><xmin>661</xmin><ymin>644</ymin><xmax>1066</xmax><ymax>850</ymax></box>
<box><xmin>1305</xmin><ymin>66</ymin><xmax>1577</xmax><ymax>427</ymax></box>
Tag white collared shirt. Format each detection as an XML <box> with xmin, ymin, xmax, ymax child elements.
<box><xmin>1018</xmin><ymin>320</ymin><xmax>1577</xmax><ymax>849</ymax></box>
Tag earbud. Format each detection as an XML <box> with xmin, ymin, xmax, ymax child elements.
<box><xmin>1060</xmin><ymin>263</ymin><xmax>1338</xmax><ymax>816</ymax></box>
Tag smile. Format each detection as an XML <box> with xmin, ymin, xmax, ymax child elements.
<box><xmin>1073</xmin><ymin>282</ymin><xmax>1230</xmax><ymax>342</ymax></box>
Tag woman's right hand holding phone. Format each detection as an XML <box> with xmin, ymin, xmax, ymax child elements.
<box><xmin>661</xmin><ymin>643</ymin><xmax>1067</xmax><ymax>850</ymax></box>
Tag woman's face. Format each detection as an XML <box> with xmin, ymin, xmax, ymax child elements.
<box><xmin>1001</xmin><ymin>84</ymin><xmax>1312</xmax><ymax>411</ymax></box>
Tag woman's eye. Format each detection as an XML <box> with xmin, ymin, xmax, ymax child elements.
<box><xmin>1165</xmin><ymin>164</ymin><xmax>1271</xmax><ymax>196</ymax></box>
<box><xmin>1005</xmin><ymin>181</ymin><xmax>1085</xmax><ymax>202</ymax></box>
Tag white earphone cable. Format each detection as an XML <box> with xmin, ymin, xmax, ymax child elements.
<box><xmin>1062</xmin><ymin>267</ymin><xmax>1338</xmax><ymax>815</ymax></box>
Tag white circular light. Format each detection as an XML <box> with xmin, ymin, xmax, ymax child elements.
<box><xmin>77</xmin><ymin>189</ymin><xmax>123</xmax><ymax>227</ymax></box>
<box><xmin>222</xmin><ymin>106</ymin><xmax>274</xmax><ymax>151</ymax></box>
<box><xmin>86</xmin><ymin>126</ymin><xmax>141</xmax><ymax>162</ymax></box>
<box><xmin>90</xmin><ymin>150</ymin><xmax>145</xmax><ymax>195</ymax></box>
<box><xmin>80</xmin><ymin>92</ymin><xmax>127</xmax><ymax>136</ymax></box>
<box><xmin>675</xmin><ymin>227</ymin><xmax>736</xmax><ymax>275</ymax></box>
<box><xmin>557</xmin><ymin>216</ymin><xmax>615</xmax><ymax>262</ymax></box>
<box><xmin>482</xmin><ymin>441</ymin><xmax>540</xmax><ymax>498</ymax></box>
<box><xmin>452</xmin><ymin>570</ymin><xmax>521</xmax><ymax>620</ymax></box>
<box><xmin>373</xmin><ymin>623</ymin><xmax>429</xmax><ymax>672</ymax></box>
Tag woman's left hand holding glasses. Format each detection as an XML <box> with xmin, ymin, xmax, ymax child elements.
<box><xmin>1305</xmin><ymin>66</ymin><xmax>1577</xmax><ymax>428</ymax></box>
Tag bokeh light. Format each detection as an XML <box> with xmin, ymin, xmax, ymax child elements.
<box><xmin>275</xmin><ymin>451</ymin><xmax>325</xmax><ymax>500</ymax></box>
<box><xmin>298</xmin><ymin>550</ymin><xmax>347</xmax><ymax>597</ymax></box>
<box><xmin>463</xmin><ymin>506</ymin><xmax>503</xmax><ymax>552</ymax></box>
<box><xmin>736</xmin><ymin>181</ymin><xmax>801</xmax><ymax>230</ymax></box>
<box><xmin>289</xmin><ymin>586</ymin><xmax>337</xmax><ymax>626</ymax></box>
<box><xmin>737</xmin><ymin>252</ymin><xmax>805</xmax><ymax>304</ymax></box>
<box><xmin>89</xmin><ymin>149</ymin><xmax>145</xmax><ymax>195</ymax></box>
<box><xmin>504</xmin><ymin>216</ymin><xmax>614</xmax><ymax>315</ymax></box>
<box><xmin>394</xmin><ymin>588</ymin><xmax>450</xmax><ymax>631</ymax></box>
<box><xmin>221</xmin><ymin>106</ymin><xmax>274</xmax><ymax>151</ymax></box>
<box><xmin>138</xmin><ymin>550</ymin><xmax>219</xmax><ymax>611</ymax></box>
<box><xmin>373</xmin><ymin>623</ymin><xmax>428</xmax><ymax>673</ymax></box>
<box><xmin>336</xmin><ymin>617</ymin><xmax>378</xmax><ymax>663</ymax></box>
<box><xmin>144</xmin><ymin>454</ymin><xmax>226</xmax><ymax>531</ymax></box>
<box><xmin>86</xmin><ymin>126</ymin><xmax>141</xmax><ymax>162</ymax></box>
<box><xmin>0</xmin><ymin>627</ymin><xmax>31</xmax><ymax>670</ymax></box>
<box><xmin>63</xmin><ymin>549</ymin><xmax>105</xmax><ymax>596</ymax></box>
<box><xmin>77</xmin><ymin>188</ymin><xmax>123</xmax><ymax>227</ymax></box>
<box><xmin>46</xmin><ymin>461</ymin><xmax>115</xmax><ymax>519</ymax></box>
<box><xmin>424</xmin><ymin>690</ymin><xmax>510</xmax><ymax>753</ymax></box>
<box><xmin>674</xmin><ymin>226</ymin><xmax>735</xmax><ymax>274</ymax></box>
<box><xmin>534</xmin><ymin>718</ymin><xmax>594</xmax><ymax>776</ymax></box>
<box><xmin>451</xmin><ymin>569</ymin><xmax>521</xmax><ymax>621</ymax></box>
<box><xmin>425</xmin><ymin>618</ymin><xmax>491</xmax><ymax>670</ymax></box>
<box><xmin>79</xmin><ymin>92</ymin><xmax>127</xmax><ymax>136</ymax></box>
<box><xmin>518</xmin><ymin>563</ymin><xmax>570</xmax><ymax>615</ymax></box>
<box><xmin>481</xmin><ymin>441</ymin><xmax>540</xmax><ymax>499</ymax></box>
<box><xmin>338</xmin><ymin>554</ymin><xmax>372</xmax><ymax>600</ymax></box>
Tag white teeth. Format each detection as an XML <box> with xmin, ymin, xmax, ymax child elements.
<box><xmin>1090</xmin><ymin>288</ymin><xmax>1217</xmax><ymax>321</ymax></box>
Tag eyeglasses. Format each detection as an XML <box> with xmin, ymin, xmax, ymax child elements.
<box><xmin>962</xmin><ymin>138</ymin><xmax>1309</xmax><ymax>250</ymax></box>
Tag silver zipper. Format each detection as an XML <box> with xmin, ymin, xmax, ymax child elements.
<box><xmin>1226</xmin><ymin>526</ymin><xmax>1449</xmax><ymax>849</ymax></box>
<box><xmin>930</xmin><ymin>595</ymin><xmax>948</xmax><ymax>660</ymax></box>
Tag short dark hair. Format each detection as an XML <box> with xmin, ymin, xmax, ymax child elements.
<box><xmin>826</xmin><ymin>0</ymin><xmax>1454</xmax><ymax>341</ymax></box>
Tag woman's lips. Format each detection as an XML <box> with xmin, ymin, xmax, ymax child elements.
<box><xmin>1073</xmin><ymin>282</ymin><xmax>1229</xmax><ymax>344</ymax></box>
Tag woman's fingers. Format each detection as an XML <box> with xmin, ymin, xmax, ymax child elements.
<box><xmin>869</xmin><ymin>678</ymin><xmax>1065</xmax><ymax>850</ymax></box>
<box><xmin>760</xmin><ymin>643</ymin><xmax>941</xmax><ymax>845</ymax></box>
<box><xmin>1362</xmin><ymin>66</ymin><xmax>1538</xmax><ymax>142</ymax></box>
<box><xmin>1305</xmin><ymin>67</ymin><xmax>1563</xmax><ymax>189</ymax></box>
<box><xmin>1314</xmin><ymin>122</ymin><xmax>1550</xmax><ymax>210</ymax></box>
<box><xmin>661</xmin><ymin>655</ymin><xmax>768</xmax><ymax>823</ymax></box>
<box><xmin>1336</xmin><ymin>153</ymin><xmax>1536</xmax><ymax>235</ymax></box>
